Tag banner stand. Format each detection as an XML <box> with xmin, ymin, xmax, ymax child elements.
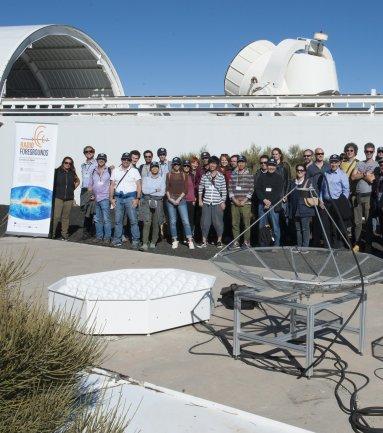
<box><xmin>6</xmin><ymin>122</ymin><xmax>58</xmax><ymax>237</ymax></box>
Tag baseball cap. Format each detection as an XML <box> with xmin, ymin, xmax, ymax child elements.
<box><xmin>183</xmin><ymin>159</ymin><xmax>191</xmax><ymax>167</ymax></box>
<box><xmin>96</xmin><ymin>153</ymin><xmax>107</xmax><ymax>161</ymax></box>
<box><xmin>201</xmin><ymin>152</ymin><xmax>210</xmax><ymax>159</ymax></box>
<box><xmin>208</xmin><ymin>155</ymin><xmax>220</xmax><ymax>164</ymax></box>
<box><xmin>121</xmin><ymin>152</ymin><xmax>131</xmax><ymax>160</ymax></box>
<box><xmin>237</xmin><ymin>155</ymin><xmax>247</xmax><ymax>163</ymax></box>
<box><xmin>329</xmin><ymin>154</ymin><xmax>341</xmax><ymax>162</ymax></box>
<box><xmin>150</xmin><ymin>161</ymin><xmax>160</xmax><ymax>169</ymax></box>
<box><xmin>268</xmin><ymin>157</ymin><xmax>277</xmax><ymax>166</ymax></box>
<box><xmin>172</xmin><ymin>157</ymin><xmax>182</xmax><ymax>165</ymax></box>
<box><xmin>157</xmin><ymin>147</ymin><xmax>167</xmax><ymax>156</ymax></box>
<box><xmin>377</xmin><ymin>147</ymin><xmax>383</xmax><ymax>152</ymax></box>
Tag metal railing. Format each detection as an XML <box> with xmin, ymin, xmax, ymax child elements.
<box><xmin>1</xmin><ymin>94</ymin><xmax>382</xmax><ymax>115</ymax></box>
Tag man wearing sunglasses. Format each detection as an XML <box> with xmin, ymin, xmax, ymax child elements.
<box><xmin>139</xmin><ymin>150</ymin><xmax>153</xmax><ymax>177</ymax></box>
<box><xmin>303</xmin><ymin>149</ymin><xmax>314</xmax><ymax>167</ymax></box>
<box><xmin>80</xmin><ymin>146</ymin><xmax>98</xmax><ymax>238</ymax></box>
<box><xmin>351</xmin><ymin>143</ymin><xmax>378</xmax><ymax>251</ymax></box>
<box><xmin>307</xmin><ymin>148</ymin><xmax>330</xmax><ymax>247</ymax></box>
<box><xmin>110</xmin><ymin>152</ymin><xmax>142</xmax><ymax>248</ymax></box>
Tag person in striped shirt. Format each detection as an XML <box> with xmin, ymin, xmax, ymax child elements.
<box><xmin>228</xmin><ymin>155</ymin><xmax>254</xmax><ymax>248</ymax></box>
<box><xmin>198</xmin><ymin>156</ymin><xmax>227</xmax><ymax>248</ymax></box>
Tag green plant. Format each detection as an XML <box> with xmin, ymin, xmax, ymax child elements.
<box><xmin>0</xmin><ymin>252</ymin><xmax>128</xmax><ymax>433</ymax></box>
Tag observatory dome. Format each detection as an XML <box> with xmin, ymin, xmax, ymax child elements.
<box><xmin>225</xmin><ymin>35</ymin><xmax>339</xmax><ymax>96</ymax></box>
<box><xmin>0</xmin><ymin>25</ymin><xmax>124</xmax><ymax>98</ymax></box>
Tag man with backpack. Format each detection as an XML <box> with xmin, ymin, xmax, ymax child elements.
<box><xmin>88</xmin><ymin>153</ymin><xmax>112</xmax><ymax>244</ymax></box>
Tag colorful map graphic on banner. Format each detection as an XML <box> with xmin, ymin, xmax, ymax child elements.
<box><xmin>6</xmin><ymin>122</ymin><xmax>58</xmax><ymax>237</ymax></box>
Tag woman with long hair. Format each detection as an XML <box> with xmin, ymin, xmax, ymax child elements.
<box><xmin>52</xmin><ymin>156</ymin><xmax>80</xmax><ymax>240</ymax></box>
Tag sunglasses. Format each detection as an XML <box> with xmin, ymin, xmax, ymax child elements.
<box><xmin>84</xmin><ymin>150</ymin><xmax>94</xmax><ymax>154</ymax></box>
<box><xmin>260</xmin><ymin>161</ymin><xmax>268</xmax><ymax>164</ymax></box>
<box><xmin>296</xmin><ymin>169</ymin><xmax>305</xmax><ymax>172</ymax></box>
<box><xmin>64</xmin><ymin>161</ymin><xmax>72</xmax><ymax>165</ymax></box>
<box><xmin>303</xmin><ymin>154</ymin><xmax>312</xmax><ymax>157</ymax></box>
<box><xmin>121</xmin><ymin>158</ymin><xmax>130</xmax><ymax>161</ymax></box>
<box><xmin>315</xmin><ymin>152</ymin><xmax>324</xmax><ymax>156</ymax></box>
<box><xmin>346</xmin><ymin>149</ymin><xmax>355</xmax><ymax>152</ymax></box>
<box><xmin>144</xmin><ymin>155</ymin><xmax>153</xmax><ymax>158</ymax></box>
<box><xmin>365</xmin><ymin>150</ymin><xmax>374</xmax><ymax>154</ymax></box>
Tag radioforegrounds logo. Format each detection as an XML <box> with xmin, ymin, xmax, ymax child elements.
<box><xmin>19</xmin><ymin>125</ymin><xmax>50</xmax><ymax>156</ymax></box>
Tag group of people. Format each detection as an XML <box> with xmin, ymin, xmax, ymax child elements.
<box><xmin>52</xmin><ymin>143</ymin><xmax>383</xmax><ymax>252</ymax></box>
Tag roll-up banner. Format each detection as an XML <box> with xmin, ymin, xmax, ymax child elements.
<box><xmin>6</xmin><ymin>122</ymin><xmax>58</xmax><ymax>237</ymax></box>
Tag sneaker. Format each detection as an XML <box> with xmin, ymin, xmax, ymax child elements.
<box><xmin>122</xmin><ymin>235</ymin><xmax>128</xmax><ymax>243</ymax></box>
<box><xmin>198</xmin><ymin>242</ymin><xmax>208</xmax><ymax>248</ymax></box>
<box><xmin>242</xmin><ymin>241</ymin><xmax>251</xmax><ymax>249</ymax></box>
<box><xmin>172</xmin><ymin>240</ymin><xmax>179</xmax><ymax>249</ymax></box>
<box><xmin>230</xmin><ymin>241</ymin><xmax>240</xmax><ymax>250</ymax></box>
<box><xmin>94</xmin><ymin>238</ymin><xmax>103</xmax><ymax>244</ymax></box>
<box><xmin>216</xmin><ymin>241</ymin><xmax>223</xmax><ymax>248</ymax></box>
<box><xmin>352</xmin><ymin>244</ymin><xmax>360</xmax><ymax>253</ymax></box>
<box><xmin>60</xmin><ymin>237</ymin><xmax>68</xmax><ymax>241</ymax></box>
<box><xmin>112</xmin><ymin>242</ymin><xmax>122</xmax><ymax>247</ymax></box>
<box><xmin>103</xmin><ymin>239</ymin><xmax>111</xmax><ymax>245</ymax></box>
<box><xmin>149</xmin><ymin>242</ymin><xmax>156</xmax><ymax>249</ymax></box>
<box><xmin>188</xmin><ymin>239</ymin><xmax>195</xmax><ymax>250</ymax></box>
<box><xmin>131</xmin><ymin>241</ymin><xmax>140</xmax><ymax>250</ymax></box>
<box><xmin>139</xmin><ymin>243</ymin><xmax>149</xmax><ymax>251</ymax></box>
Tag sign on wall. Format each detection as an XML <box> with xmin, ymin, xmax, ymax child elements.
<box><xmin>6</xmin><ymin>122</ymin><xmax>58</xmax><ymax>237</ymax></box>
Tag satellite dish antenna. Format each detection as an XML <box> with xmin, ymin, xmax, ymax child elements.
<box><xmin>224</xmin><ymin>33</ymin><xmax>339</xmax><ymax>99</ymax></box>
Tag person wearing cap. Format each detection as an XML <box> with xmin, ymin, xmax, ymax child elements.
<box><xmin>228</xmin><ymin>155</ymin><xmax>254</xmax><ymax>248</ymax></box>
<box><xmin>255</xmin><ymin>157</ymin><xmax>283</xmax><ymax>246</ymax></box>
<box><xmin>319</xmin><ymin>154</ymin><xmax>350</xmax><ymax>248</ymax></box>
<box><xmin>88</xmin><ymin>153</ymin><xmax>112</xmax><ymax>244</ymax></box>
<box><xmin>200</xmin><ymin>152</ymin><xmax>211</xmax><ymax>174</ymax></box>
<box><xmin>110</xmin><ymin>152</ymin><xmax>142</xmax><ymax>248</ymax></box>
<box><xmin>139</xmin><ymin>150</ymin><xmax>153</xmax><ymax>177</ymax></box>
<box><xmin>198</xmin><ymin>156</ymin><xmax>227</xmax><ymax>248</ymax></box>
<box><xmin>166</xmin><ymin>157</ymin><xmax>194</xmax><ymax>249</ymax></box>
<box><xmin>375</xmin><ymin>147</ymin><xmax>383</xmax><ymax>163</ymax></box>
<box><xmin>139</xmin><ymin>161</ymin><xmax>165</xmax><ymax>250</ymax></box>
<box><xmin>157</xmin><ymin>147</ymin><xmax>170</xmax><ymax>177</ymax></box>
<box><xmin>351</xmin><ymin>142</ymin><xmax>378</xmax><ymax>251</ymax></box>
<box><xmin>183</xmin><ymin>159</ymin><xmax>197</xmax><ymax>236</ymax></box>
<box><xmin>80</xmin><ymin>145</ymin><xmax>98</xmax><ymax>238</ymax></box>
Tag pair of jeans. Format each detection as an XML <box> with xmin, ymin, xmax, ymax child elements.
<box><xmin>294</xmin><ymin>216</ymin><xmax>311</xmax><ymax>247</ymax></box>
<box><xmin>258</xmin><ymin>204</ymin><xmax>281</xmax><ymax>246</ymax></box>
<box><xmin>201</xmin><ymin>204</ymin><xmax>224</xmax><ymax>238</ymax></box>
<box><xmin>94</xmin><ymin>199</ymin><xmax>112</xmax><ymax>240</ymax></box>
<box><xmin>142</xmin><ymin>208</ymin><xmax>160</xmax><ymax>245</ymax></box>
<box><xmin>231</xmin><ymin>204</ymin><xmax>251</xmax><ymax>242</ymax></box>
<box><xmin>52</xmin><ymin>198</ymin><xmax>73</xmax><ymax>239</ymax></box>
<box><xmin>166</xmin><ymin>199</ymin><xmax>192</xmax><ymax>239</ymax></box>
<box><xmin>113</xmin><ymin>196</ymin><xmax>140</xmax><ymax>243</ymax></box>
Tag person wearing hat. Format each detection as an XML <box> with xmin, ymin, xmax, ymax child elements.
<box><xmin>157</xmin><ymin>147</ymin><xmax>170</xmax><ymax>177</ymax></box>
<box><xmin>351</xmin><ymin>142</ymin><xmax>378</xmax><ymax>251</ymax></box>
<box><xmin>228</xmin><ymin>155</ymin><xmax>254</xmax><ymax>248</ymax></box>
<box><xmin>255</xmin><ymin>157</ymin><xmax>283</xmax><ymax>246</ymax></box>
<box><xmin>320</xmin><ymin>154</ymin><xmax>350</xmax><ymax>248</ymax></box>
<box><xmin>110</xmin><ymin>152</ymin><xmax>142</xmax><ymax>248</ymax></box>
<box><xmin>88</xmin><ymin>153</ymin><xmax>112</xmax><ymax>243</ymax></box>
<box><xmin>198</xmin><ymin>155</ymin><xmax>227</xmax><ymax>248</ymax></box>
<box><xmin>183</xmin><ymin>159</ymin><xmax>198</xmax><ymax>236</ymax></box>
<box><xmin>200</xmin><ymin>151</ymin><xmax>211</xmax><ymax>174</ymax></box>
<box><xmin>166</xmin><ymin>157</ymin><xmax>194</xmax><ymax>249</ymax></box>
<box><xmin>80</xmin><ymin>145</ymin><xmax>98</xmax><ymax>238</ymax></box>
<box><xmin>139</xmin><ymin>161</ymin><xmax>166</xmax><ymax>250</ymax></box>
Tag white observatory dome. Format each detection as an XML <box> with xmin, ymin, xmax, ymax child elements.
<box><xmin>225</xmin><ymin>34</ymin><xmax>339</xmax><ymax>96</ymax></box>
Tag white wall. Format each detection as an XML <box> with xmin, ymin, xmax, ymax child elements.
<box><xmin>1</xmin><ymin>113</ymin><xmax>383</xmax><ymax>204</ymax></box>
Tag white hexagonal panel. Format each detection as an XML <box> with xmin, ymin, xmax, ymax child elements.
<box><xmin>48</xmin><ymin>268</ymin><xmax>215</xmax><ymax>334</ymax></box>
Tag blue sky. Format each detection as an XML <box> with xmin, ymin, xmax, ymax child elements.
<box><xmin>1</xmin><ymin>0</ymin><xmax>382</xmax><ymax>95</ymax></box>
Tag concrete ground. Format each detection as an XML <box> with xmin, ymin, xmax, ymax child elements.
<box><xmin>2</xmin><ymin>236</ymin><xmax>383</xmax><ymax>433</ymax></box>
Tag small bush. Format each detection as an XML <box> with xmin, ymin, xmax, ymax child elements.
<box><xmin>0</xmin><ymin>252</ymin><xmax>128</xmax><ymax>433</ymax></box>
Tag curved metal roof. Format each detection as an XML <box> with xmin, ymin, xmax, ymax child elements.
<box><xmin>0</xmin><ymin>25</ymin><xmax>124</xmax><ymax>98</ymax></box>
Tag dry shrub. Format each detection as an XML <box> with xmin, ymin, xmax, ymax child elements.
<box><xmin>0</xmin><ymin>251</ymin><xmax>128</xmax><ymax>433</ymax></box>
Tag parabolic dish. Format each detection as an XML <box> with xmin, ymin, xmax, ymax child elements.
<box><xmin>211</xmin><ymin>247</ymin><xmax>383</xmax><ymax>295</ymax></box>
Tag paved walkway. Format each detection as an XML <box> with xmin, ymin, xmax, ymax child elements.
<box><xmin>2</xmin><ymin>237</ymin><xmax>383</xmax><ymax>433</ymax></box>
